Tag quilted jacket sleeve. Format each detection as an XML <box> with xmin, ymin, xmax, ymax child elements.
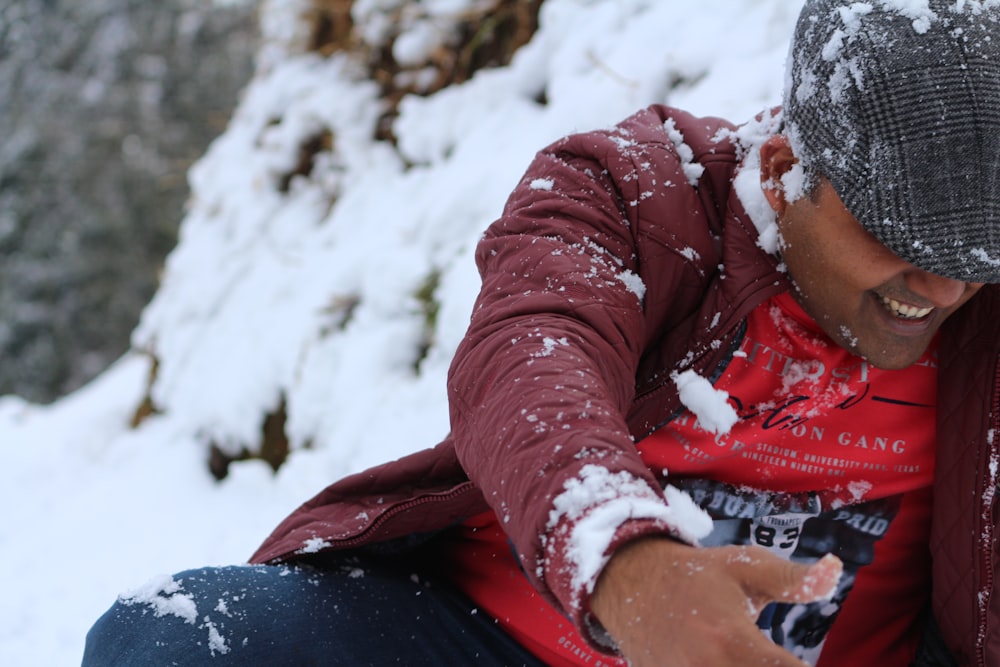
<box><xmin>446</xmin><ymin>110</ymin><xmax>716</xmax><ymax>647</ymax></box>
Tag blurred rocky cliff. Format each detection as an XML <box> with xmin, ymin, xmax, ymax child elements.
<box><xmin>0</xmin><ymin>0</ymin><xmax>260</xmax><ymax>402</ymax></box>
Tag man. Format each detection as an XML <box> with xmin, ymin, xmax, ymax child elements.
<box><xmin>84</xmin><ymin>1</ymin><xmax>1000</xmax><ymax>665</ymax></box>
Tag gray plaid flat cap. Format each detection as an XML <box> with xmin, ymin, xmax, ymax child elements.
<box><xmin>785</xmin><ymin>0</ymin><xmax>1000</xmax><ymax>283</ymax></box>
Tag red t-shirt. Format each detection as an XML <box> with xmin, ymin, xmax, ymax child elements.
<box><xmin>442</xmin><ymin>292</ymin><xmax>936</xmax><ymax>667</ymax></box>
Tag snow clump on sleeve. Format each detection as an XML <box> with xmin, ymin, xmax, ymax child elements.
<box><xmin>546</xmin><ymin>464</ymin><xmax>713</xmax><ymax>606</ymax></box>
<box><xmin>535</xmin><ymin>336</ymin><xmax>569</xmax><ymax>358</ymax></box>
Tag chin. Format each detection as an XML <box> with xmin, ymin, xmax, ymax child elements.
<box><xmin>858</xmin><ymin>346</ymin><xmax>927</xmax><ymax>370</ymax></box>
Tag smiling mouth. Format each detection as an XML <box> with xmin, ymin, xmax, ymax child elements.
<box><xmin>877</xmin><ymin>294</ymin><xmax>934</xmax><ymax>320</ymax></box>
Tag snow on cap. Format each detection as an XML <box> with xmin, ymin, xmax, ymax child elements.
<box><xmin>785</xmin><ymin>0</ymin><xmax>1000</xmax><ymax>283</ymax></box>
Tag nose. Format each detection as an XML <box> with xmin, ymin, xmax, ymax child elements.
<box><xmin>904</xmin><ymin>269</ymin><xmax>969</xmax><ymax>307</ymax></box>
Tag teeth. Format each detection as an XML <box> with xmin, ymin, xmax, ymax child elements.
<box><xmin>879</xmin><ymin>295</ymin><xmax>933</xmax><ymax>320</ymax></box>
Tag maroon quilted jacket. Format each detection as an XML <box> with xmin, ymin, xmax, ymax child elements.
<box><xmin>250</xmin><ymin>105</ymin><xmax>1000</xmax><ymax>666</ymax></box>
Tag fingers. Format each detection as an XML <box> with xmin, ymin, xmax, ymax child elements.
<box><xmin>738</xmin><ymin>553</ymin><xmax>843</xmax><ymax>667</ymax></box>
<box><xmin>723</xmin><ymin>546</ymin><xmax>843</xmax><ymax>607</ymax></box>
<box><xmin>590</xmin><ymin>539</ymin><xmax>837</xmax><ymax>667</ymax></box>
<box><xmin>797</xmin><ymin>553</ymin><xmax>844</xmax><ymax>601</ymax></box>
<box><xmin>645</xmin><ymin>603</ymin><xmax>810</xmax><ymax>667</ymax></box>
<box><xmin>615</xmin><ymin>601</ymin><xmax>811</xmax><ymax>667</ymax></box>
<box><xmin>722</xmin><ymin>622</ymin><xmax>813</xmax><ymax>667</ymax></box>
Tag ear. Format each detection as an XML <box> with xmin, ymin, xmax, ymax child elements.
<box><xmin>759</xmin><ymin>135</ymin><xmax>798</xmax><ymax>215</ymax></box>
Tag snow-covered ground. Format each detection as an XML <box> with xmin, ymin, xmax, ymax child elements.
<box><xmin>0</xmin><ymin>1</ymin><xmax>803</xmax><ymax>663</ymax></box>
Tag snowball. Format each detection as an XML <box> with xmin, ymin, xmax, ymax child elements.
<box><xmin>672</xmin><ymin>369</ymin><xmax>739</xmax><ymax>435</ymax></box>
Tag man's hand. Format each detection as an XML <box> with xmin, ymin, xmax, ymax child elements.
<box><xmin>590</xmin><ymin>537</ymin><xmax>843</xmax><ymax>667</ymax></box>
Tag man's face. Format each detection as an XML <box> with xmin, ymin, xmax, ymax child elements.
<box><xmin>773</xmin><ymin>174</ymin><xmax>984</xmax><ymax>370</ymax></box>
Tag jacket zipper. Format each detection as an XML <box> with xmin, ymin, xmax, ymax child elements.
<box><xmin>978</xmin><ymin>357</ymin><xmax>1000</xmax><ymax>667</ymax></box>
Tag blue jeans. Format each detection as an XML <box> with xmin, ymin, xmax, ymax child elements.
<box><xmin>82</xmin><ymin>556</ymin><xmax>546</xmax><ymax>666</ymax></box>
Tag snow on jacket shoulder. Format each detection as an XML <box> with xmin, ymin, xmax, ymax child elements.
<box><xmin>250</xmin><ymin>104</ymin><xmax>788</xmax><ymax>639</ymax></box>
